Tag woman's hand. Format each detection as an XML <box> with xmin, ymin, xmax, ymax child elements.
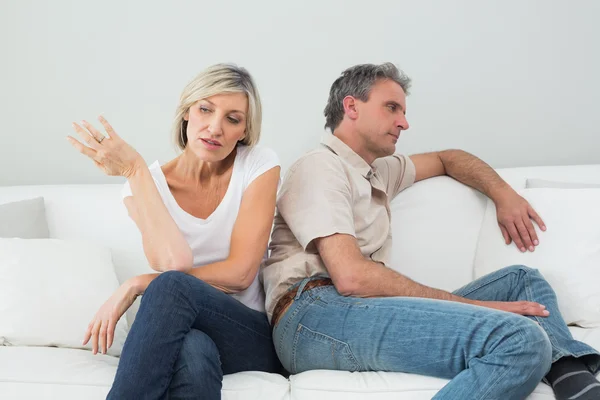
<box><xmin>83</xmin><ymin>278</ymin><xmax>140</xmax><ymax>355</ymax></box>
<box><xmin>67</xmin><ymin>116</ymin><xmax>144</xmax><ymax>178</ymax></box>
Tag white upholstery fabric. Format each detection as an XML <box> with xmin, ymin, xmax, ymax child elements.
<box><xmin>0</xmin><ymin>347</ymin><xmax>290</xmax><ymax>400</ymax></box>
<box><xmin>1</xmin><ymin>163</ymin><xmax>600</xmax><ymax>399</ymax></box>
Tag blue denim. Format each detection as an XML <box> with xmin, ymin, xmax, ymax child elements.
<box><xmin>273</xmin><ymin>265</ymin><xmax>600</xmax><ymax>400</ymax></box>
<box><xmin>108</xmin><ymin>271</ymin><xmax>282</xmax><ymax>400</ymax></box>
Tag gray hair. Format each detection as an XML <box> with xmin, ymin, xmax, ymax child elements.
<box><xmin>172</xmin><ymin>63</ymin><xmax>262</xmax><ymax>150</ymax></box>
<box><xmin>323</xmin><ymin>62</ymin><xmax>411</xmax><ymax>132</ymax></box>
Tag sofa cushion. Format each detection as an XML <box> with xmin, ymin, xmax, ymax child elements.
<box><xmin>473</xmin><ymin>188</ymin><xmax>600</xmax><ymax>327</ymax></box>
<box><xmin>0</xmin><ymin>347</ymin><xmax>290</xmax><ymax>400</ymax></box>
<box><xmin>289</xmin><ymin>369</ymin><xmax>555</xmax><ymax>399</ymax></box>
<box><xmin>0</xmin><ymin>197</ymin><xmax>49</xmax><ymax>239</ymax></box>
<box><xmin>389</xmin><ymin>176</ymin><xmax>487</xmax><ymax>291</ymax></box>
<box><xmin>0</xmin><ymin>238</ymin><xmax>129</xmax><ymax>356</ymax></box>
<box><xmin>526</xmin><ymin>179</ymin><xmax>600</xmax><ymax>189</ymax></box>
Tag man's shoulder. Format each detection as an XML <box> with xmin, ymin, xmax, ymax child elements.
<box><xmin>286</xmin><ymin>146</ymin><xmax>345</xmax><ymax>177</ymax></box>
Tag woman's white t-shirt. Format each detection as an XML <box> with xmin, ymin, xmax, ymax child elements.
<box><xmin>122</xmin><ymin>145</ymin><xmax>280</xmax><ymax>313</ymax></box>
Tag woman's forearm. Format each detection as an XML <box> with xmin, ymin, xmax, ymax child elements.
<box><xmin>127</xmin><ymin>164</ymin><xmax>193</xmax><ymax>272</ymax></box>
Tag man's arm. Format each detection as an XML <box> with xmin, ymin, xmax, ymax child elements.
<box><xmin>409</xmin><ymin>150</ymin><xmax>546</xmax><ymax>252</ymax></box>
<box><xmin>314</xmin><ymin>233</ymin><xmax>549</xmax><ymax>317</ymax></box>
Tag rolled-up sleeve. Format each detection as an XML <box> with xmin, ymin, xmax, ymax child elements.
<box><xmin>375</xmin><ymin>154</ymin><xmax>416</xmax><ymax>199</ymax></box>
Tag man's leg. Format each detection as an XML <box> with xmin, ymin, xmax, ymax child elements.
<box><xmin>453</xmin><ymin>265</ymin><xmax>600</xmax><ymax>399</ymax></box>
<box><xmin>273</xmin><ymin>278</ymin><xmax>553</xmax><ymax>400</ymax></box>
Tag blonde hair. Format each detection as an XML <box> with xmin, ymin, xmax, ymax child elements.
<box><xmin>172</xmin><ymin>63</ymin><xmax>262</xmax><ymax>150</ymax></box>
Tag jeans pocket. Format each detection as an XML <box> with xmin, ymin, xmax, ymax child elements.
<box><xmin>291</xmin><ymin>324</ymin><xmax>360</xmax><ymax>374</ymax></box>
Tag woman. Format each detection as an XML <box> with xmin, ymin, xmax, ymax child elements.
<box><xmin>67</xmin><ymin>63</ymin><xmax>282</xmax><ymax>399</ymax></box>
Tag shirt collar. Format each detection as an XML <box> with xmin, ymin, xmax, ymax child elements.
<box><xmin>321</xmin><ymin>134</ymin><xmax>376</xmax><ymax>179</ymax></box>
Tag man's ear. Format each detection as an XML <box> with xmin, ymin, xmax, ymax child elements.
<box><xmin>342</xmin><ymin>96</ymin><xmax>359</xmax><ymax>120</ymax></box>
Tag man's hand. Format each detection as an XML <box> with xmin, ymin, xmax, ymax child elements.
<box><xmin>476</xmin><ymin>300</ymin><xmax>550</xmax><ymax>317</ymax></box>
<box><xmin>495</xmin><ymin>191</ymin><xmax>546</xmax><ymax>252</ymax></box>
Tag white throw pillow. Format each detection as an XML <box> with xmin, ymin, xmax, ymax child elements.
<box><xmin>0</xmin><ymin>238</ymin><xmax>129</xmax><ymax>356</ymax></box>
<box><xmin>473</xmin><ymin>188</ymin><xmax>600</xmax><ymax>328</ymax></box>
<box><xmin>526</xmin><ymin>178</ymin><xmax>600</xmax><ymax>189</ymax></box>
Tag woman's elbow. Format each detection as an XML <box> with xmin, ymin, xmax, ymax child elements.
<box><xmin>149</xmin><ymin>254</ymin><xmax>193</xmax><ymax>273</ymax></box>
<box><xmin>227</xmin><ymin>266</ymin><xmax>257</xmax><ymax>293</ymax></box>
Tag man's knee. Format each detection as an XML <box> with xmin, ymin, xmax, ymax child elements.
<box><xmin>513</xmin><ymin>318</ymin><xmax>553</xmax><ymax>378</ymax></box>
<box><xmin>503</xmin><ymin>264</ymin><xmax>539</xmax><ymax>277</ymax></box>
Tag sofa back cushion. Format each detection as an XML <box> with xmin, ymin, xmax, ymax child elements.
<box><xmin>389</xmin><ymin>176</ymin><xmax>488</xmax><ymax>292</ymax></box>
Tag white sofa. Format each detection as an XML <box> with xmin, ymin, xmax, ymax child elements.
<box><xmin>1</xmin><ymin>163</ymin><xmax>600</xmax><ymax>400</ymax></box>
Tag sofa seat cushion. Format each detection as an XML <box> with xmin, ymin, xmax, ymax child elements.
<box><xmin>289</xmin><ymin>370</ymin><xmax>555</xmax><ymax>399</ymax></box>
<box><xmin>0</xmin><ymin>347</ymin><xmax>290</xmax><ymax>400</ymax></box>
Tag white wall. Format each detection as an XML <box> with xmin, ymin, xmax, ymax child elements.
<box><xmin>1</xmin><ymin>0</ymin><xmax>599</xmax><ymax>186</ymax></box>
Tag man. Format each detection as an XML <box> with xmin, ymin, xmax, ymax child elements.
<box><xmin>262</xmin><ymin>63</ymin><xmax>600</xmax><ymax>399</ymax></box>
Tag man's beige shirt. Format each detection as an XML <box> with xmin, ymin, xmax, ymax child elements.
<box><xmin>261</xmin><ymin>134</ymin><xmax>416</xmax><ymax>321</ymax></box>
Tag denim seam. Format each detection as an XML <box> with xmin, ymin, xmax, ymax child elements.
<box><xmin>148</xmin><ymin>275</ymin><xmax>198</xmax><ymax>397</ymax></box>
<box><xmin>194</xmin><ymin>304</ymin><xmax>273</xmax><ymax>340</ymax></box>
<box><xmin>523</xmin><ymin>270</ymin><xmax>562</xmax><ymax>362</ymax></box>
<box><xmin>276</xmin><ymin>292</ymin><xmax>317</xmax><ymax>363</ymax></box>
<box><xmin>478</xmin><ymin>321</ymin><xmax>527</xmax><ymax>399</ymax></box>
<box><xmin>457</xmin><ymin>265</ymin><xmax>525</xmax><ymax>298</ymax></box>
<box><xmin>291</xmin><ymin>324</ymin><xmax>361</xmax><ymax>373</ymax></box>
<box><xmin>292</xmin><ymin>324</ymin><xmax>362</xmax><ymax>373</ymax></box>
<box><xmin>479</xmin><ymin>320</ymin><xmax>549</xmax><ymax>400</ymax></box>
<box><xmin>174</xmin><ymin>274</ymin><xmax>273</xmax><ymax>341</ymax></box>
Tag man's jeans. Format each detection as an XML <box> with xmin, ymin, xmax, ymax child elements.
<box><xmin>273</xmin><ymin>265</ymin><xmax>600</xmax><ymax>400</ymax></box>
<box><xmin>108</xmin><ymin>271</ymin><xmax>282</xmax><ymax>400</ymax></box>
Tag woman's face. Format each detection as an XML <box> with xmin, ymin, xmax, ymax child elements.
<box><xmin>184</xmin><ymin>92</ymin><xmax>248</xmax><ymax>162</ymax></box>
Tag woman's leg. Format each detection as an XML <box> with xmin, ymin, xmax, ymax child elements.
<box><xmin>108</xmin><ymin>271</ymin><xmax>281</xmax><ymax>399</ymax></box>
<box><xmin>168</xmin><ymin>329</ymin><xmax>222</xmax><ymax>400</ymax></box>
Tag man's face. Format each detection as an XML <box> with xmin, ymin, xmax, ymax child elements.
<box><xmin>354</xmin><ymin>79</ymin><xmax>410</xmax><ymax>159</ymax></box>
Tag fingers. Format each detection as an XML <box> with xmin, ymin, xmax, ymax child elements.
<box><xmin>515</xmin><ymin>219</ymin><xmax>534</xmax><ymax>252</ymax></box>
<box><xmin>99</xmin><ymin>320</ymin><xmax>107</xmax><ymax>355</ymax></box>
<box><xmin>81</xmin><ymin>120</ymin><xmax>107</xmax><ymax>144</ymax></box>
<box><xmin>528</xmin><ymin>206</ymin><xmax>546</xmax><ymax>232</ymax></box>
<box><xmin>500</xmin><ymin>225</ymin><xmax>511</xmax><ymax>245</ymax></box>
<box><xmin>107</xmin><ymin>318</ymin><xmax>116</xmax><ymax>350</ymax></box>
<box><xmin>71</xmin><ymin>122</ymin><xmax>102</xmax><ymax>149</ymax></box>
<box><xmin>522</xmin><ymin>214</ymin><xmax>539</xmax><ymax>247</ymax></box>
<box><xmin>516</xmin><ymin>301</ymin><xmax>550</xmax><ymax>317</ymax></box>
<box><xmin>506</xmin><ymin>223</ymin><xmax>526</xmax><ymax>253</ymax></box>
<box><xmin>82</xmin><ymin>320</ymin><xmax>94</xmax><ymax>346</ymax></box>
<box><xmin>67</xmin><ymin>136</ymin><xmax>97</xmax><ymax>159</ymax></box>
<box><xmin>98</xmin><ymin>115</ymin><xmax>120</xmax><ymax>140</ymax></box>
<box><xmin>90</xmin><ymin>319</ymin><xmax>102</xmax><ymax>355</ymax></box>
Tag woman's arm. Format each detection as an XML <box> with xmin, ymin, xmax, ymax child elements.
<box><xmin>188</xmin><ymin>166</ymin><xmax>280</xmax><ymax>293</ymax></box>
<box><xmin>127</xmin><ymin>165</ymin><xmax>280</xmax><ymax>295</ymax></box>
<box><xmin>124</xmin><ymin>165</ymin><xmax>193</xmax><ymax>272</ymax></box>
<box><xmin>68</xmin><ymin>117</ymin><xmax>193</xmax><ymax>272</ymax></box>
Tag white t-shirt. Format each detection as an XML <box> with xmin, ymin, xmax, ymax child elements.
<box><xmin>122</xmin><ymin>145</ymin><xmax>280</xmax><ymax>313</ymax></box>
